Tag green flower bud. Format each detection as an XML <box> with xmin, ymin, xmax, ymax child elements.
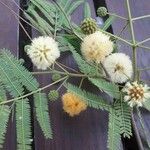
<box><xmin>81</xmin><ymin>18</ymin><xmax>97</xmax><ymax>35</ymax></box>
<box><xmin>97</xmin><ymin>7</ymin><xmax>108</xmax><ymax>17</ymax></box>
<box><xmin>52</xmin><ymin>73</ymin><xmax>61</xmax><ymax>82</ymax></box>
<box><xmin>48</xmin><ymin>90</ymin><xmax>59</xmax><ymax>101</ymax></box>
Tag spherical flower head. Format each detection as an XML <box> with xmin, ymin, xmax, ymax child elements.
<box><xmin>62</xmin><ymin>92</ymin><xmax>87</xmax><ymax>117</ymax></box>
<box><xmin>26</xmin><ymin>36</ymin><xmax>60</xmax><ymax>70</ymax></box>
<box><xmin>103</xmin><ymin>53</ymin><xmax>133</xmax><ymax>83</ymax></box>
<box><xmin>81</xmin><ymin>18</ymin><xmax>97</xmax><ymax>35</ymax></box>
<box><xmin>48</xmin><ymin>90</ymin><xmax>59</xmax><ymax>101</ymax></box>
<box><xmin>97</xmin><ymin>7</ymin><xmax>108</xmax><ymax>17</ymax></box>
<box><xmin>81</xmin><ymin>31</ymin><xmax>113</xmax><ymax>63</ymax></box>
<box><xmin>122</xmin><ymin>81</ymin><xmax>150</xmax><ymax>107</ymax></box>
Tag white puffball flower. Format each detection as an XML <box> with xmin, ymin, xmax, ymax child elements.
<box><xmin>81</xmin><ymin>31</ymin><xmax>113</xmax><ymax>63</ymax></box>
<box><xmin>103</xmin><ymin>53</ymin><xmax>133</xmax><ymax>83</ymax></box>
<box><xmin>122</xmin><ymin>81</ymin><xmax>150</xmax><ymax>107</ymax></box>
<box><xmin>26</xmin><ymin>36</ymin><xmax>60</xmax><ymax>70</ymax></box>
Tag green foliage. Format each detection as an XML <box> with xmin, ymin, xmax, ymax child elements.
<box><xmin>0</xmin><ymin>49</ymin><xmax>39</xmax><ymax>91</ymax></box>
<box><xmin>16</xmin><ymin>100</ymin><xmax>32</xmax><ymax>150</ymax></box>
<box><xmin>0</xmin><ymin>106</ymin><xmax>10</xmax><ymax>149</ymax></box>
<box><xmin>25</xmin><ymin>0</ymin><xmax>56</xmax><ymax>35</ymax></box>
<box><xmin>114</xmin><ymin>99</ymin><xmax>132</xmax><ymax>138</ymax></box>
<box><xmin>107</xmin><ymin>109</ymin><xmax>121</xmax><ymax>150</ymax></box>
<box><xmin>102</xmin><ymin>16</ymin><xmax>116</xmax><ymax>31</ymax></box>
<box><xmin>68</xmin><ymin>45</ymin><xmax>100</xmax><ymax>76</ymax></box>
<box><xmin>66</xmin><ymin>0</ymin><xmax>84</xmax><ymax>15</ymax></box>
<box><xmin>0</xmin><ymin>50</ymin><xmax>32</xmax><ymax>149</ymax></box>
<box><xmin>25</xmin><ymin>0</ymin><xmax>83</xmax><ymax>34</ymax></box>
<box><xmin>34</xmin><ymin>93</ymin><xmax>53</xmax><ymax>139</ymax></box>
<box><xmin>0</xmin><ymin>56</ymin><xmax>24</xmax><ymax>97</ymax></box>
<box><xmin>89</xmin><ymin>78</ymin><xmax>120</xmax><ymax>99</ymax></box>
<box><xmin>66</xmin><ymin>83</ymin><xmax>111</xmax><ymax>111</ymax></box>
<box><xmin>56</xmin><ymin>36</ymin><xmax>72</xmax><ymax>52</ymax></box>
<box><xmin>0</xmin><ymin>49</ymin><xmax>53</xmax><ymax>148</ymax></box>
<box><xmin>0</xmin><ymin>85</ymin><xmax>7</xmax><ymax>102</ymax></box>
<box><xmin>84</xmin><ymin>2</ymin><xmax>91</xmax><ymax>18</ymax></box>
<box><xmin>63</xmin><ymin>34</ymin><xmax>82</xmax><ymax>52</ymax></box>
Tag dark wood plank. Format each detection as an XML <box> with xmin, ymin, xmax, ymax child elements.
<box><xmin>105</xmin><ymin>0</ymin><xmax>150</xmax><ymax>149</ymax></box>
<box><xmin>0</xmin><ymin>0</ymin><xmax>19</xmax><ymax>149</ymax></box>
<box><xmin>32</xmin><ymin>1</ymin><xmax>114</xmax><ymax>150</ymax></box>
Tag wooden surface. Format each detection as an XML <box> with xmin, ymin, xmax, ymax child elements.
<box><xmin>0</xmin><ymin>0</ymin><xmax>19</xmax><ymax>150</ymax></box>
<box><xmin>0</xmin><ymin>0</ymin><xmax>149</xmax><ymax>150</ymax></box>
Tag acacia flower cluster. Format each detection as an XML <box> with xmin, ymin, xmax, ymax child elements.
<box><xmin>122</xmin><ymin>82</ymin><xmax>150</xmax><ymax>107</ymax></box>
<box><xmin>62</xmin><ymin>92</ymin><xmax>87</xmax><ymax>117</ymax></box>
<box><xmin>103</xmin><ymin>53</ymin><xmax>133</xmax><ymax>83</ymax></box>
<box><xmin>26</xmin><ymin>36</ymin><xmax>60</xmax><ymax>70</ymax></box>
<box><xmin>81</xmin><ymin>31</ymin><xmax>114</xmax><ymax>63</ymax></box>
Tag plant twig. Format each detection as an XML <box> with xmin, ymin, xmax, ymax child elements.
<box><xmin>107</xmin><ymin>12</ymin><xmax>128</xmax><ymax>20</ymax></box>
<box><xmin>132</xmin><ymin>14</ymin><xmax>150</xmax><ymax>21</ymax></box>
<box><xmin>57</xmin><ymin>62</ymin><xmax>79</xmax><ymax>73</ymax></box>
<box><xmin>100</xmin><ymin>29</ymin><xmax>133</xmax><ymax>46</ymax></box>
<box><xmin>0</xmin><ymin>76</ymin><xmax>68</xmax><ymax>105</ymax></box>
<box><xmin>138</xmin><ymin>45</ymin><xmax>150</xmax><ymax>51</ymax></box>
<box><xmin>137</xmin><ymin>37</ymin><xmax>150</xmax><ymax>46</ymax></box>
<box><xmin>126</xmin><ymin>0</ymin><xmax>137</xmax><ymax>81</ymax></box>
<box><xmin>138</xmin><ymin>67</ymin><xmax>150</xmax><ymax>72</ymax></box>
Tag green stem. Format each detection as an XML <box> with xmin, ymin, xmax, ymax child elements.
<box><xmin>132</xmin><ymin>14</ymin><xmax>150</xmax><ymax>21</ymax></box>
<box><xmin>117</xmin><ymin>21</ymin><xmax>129</xmax><ymax>37</ymax></box>
<box><xmin>126</xmin><ymin>0</ymin><xmax>137</xmax><ymax>81</ymax></box>
<box><xmin>100</xmin><ymin>29</ymin><xmax>133</xmax><ymax>46</ymax></box>
<box><xmin>132</xmin><ymin>47</ymin><xmax>137</xmax><ymax>80</ymax></box>
<box><xmin>79</xmin><ymin>77</ymin><xmax>85</xmax><ymax>88</ymax></box>
<box><xmin>137</xmin><ymin>37</ymin><xmax>150</xmax><ymax>46</ymax></box>
<box><xmin>32</xmin><ymin>69</ymin><xmax>109</xmax><ymax>80</ymax></box>
<box><xmin>107</xmin><ymin>12</ymin><xmax>128</xmax><ymax>20</ymax></box>
<box><xmin>138</xmin><ymin>67</ymin><xmax>150</xmax><ymax>71</ymax></box>
<box><xmin>138</xmin><ymin>45</ymin><xmax>150</xmax><ymax>51</ymax></box>
<box><xmin>0</xmin><ymin>76</ymin><xmax>68</xmax><ymax>105</ymax></box>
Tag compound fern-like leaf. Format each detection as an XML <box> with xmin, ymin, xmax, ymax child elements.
<box><xmin>34</xmin><ymin>92</ymin><xmax>53</xmax><ymax>139</ymax></box>
<box><xmin>107</xmin><ymin>109</ymin><xmax>121</xmax><ymax>150</ymax></box>
<box><xmin>114</xmin><ymin>99</ymin><xmax>132</xmax><ymax>138</ymax></box>
<box><xmin>66</xmin><ymin>83</ymin><xmax>111</xmax><ymax>111</ymax></box>
<box><xmin>89</xmin><ymin>78</ymin><xmax>120</xmax><ymax>99</ymax></box>
<box><xmin>16</xmin><ymin>99</ymin><xmax>32</xmax><ymax>150</ymax></box>
<box><xmin>0</xmin><ymin>60</ymin><xmax>24</xmax><ymax>97</ymax></box>
<box><xmin>0</xmin><ymin>85</ymin><xmax>7</xmax><ymax>102</ymax></box>
<box><xmin>0</xmin><ymin>49</ymin><xmax>39</xmax><ymax>92</ymax></box>
<box><xmin>0</xmin><ymin>106</ymin><xmax>10</xmax><ymax>149</ymax></box>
